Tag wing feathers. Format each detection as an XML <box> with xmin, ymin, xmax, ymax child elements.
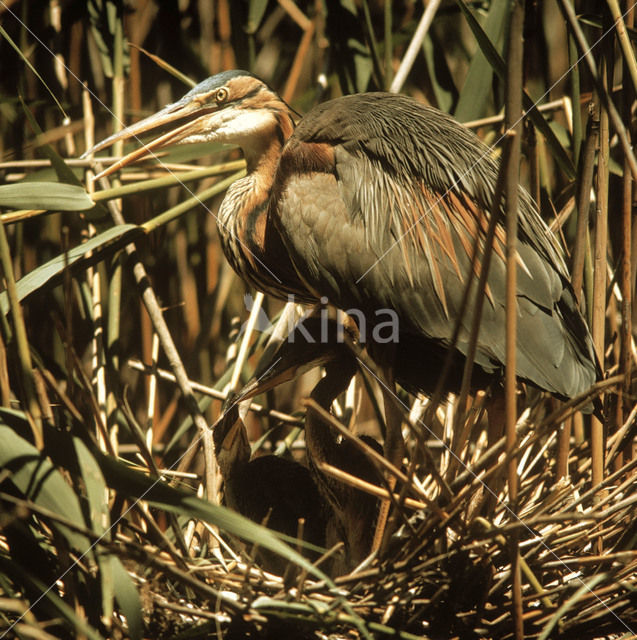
<box><xmin>272</xmin><ymin>94</ymin><xmax>598</xmax><ymax>398</ymax></box>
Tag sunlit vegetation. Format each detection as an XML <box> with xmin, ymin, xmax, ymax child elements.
<box><xmin>0</xmin><ymin>1</ymin><xmax>635</xmax><ymax>638</ymax></box>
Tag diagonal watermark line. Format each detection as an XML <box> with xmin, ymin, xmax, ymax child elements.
<box><xmin>355</xmin><ymin>3</ymin><xmax>636</xmax><ymax>285</ymax></box>
<box><xmin>0</xmin><ymin>1</ymin><xmax>282</xmax><ymax>287</ymax></box>
<box><xmin>0</xmin><ymin>354</ymin><xmax>283</xmax><ymax>640</ymax></box>
<box><xmin>355</xmin><ymin>355</ymin><xmax>636</xmax><ymax>635</ymax></box>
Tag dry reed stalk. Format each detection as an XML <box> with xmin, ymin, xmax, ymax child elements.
<box><xmin>558</xmin><ymin>0</ymin><xmax>637</xmax><ymax>180</ymax></box>
<box><xmin>279</xmin><ymin>0</ymin><xmax>315</xmax><ymax>103</ymax></box>
<box><xmin>571</xmin><ymin>99</ymin><xmax>598</xmax><ymax>306</ymax></box>
<box><xmin>590</xmin><ymin>39</ymin><xmax>612</xmax><ymax>519</ymax></box>
<box><xmin>445</xmin><ymin>135</ymin><xmax>512</xmax><ymax>480</ymax></box>
<box><xmin>504</xmin><ymin>4</ymin><xmax>524</xmax><ymax>634</ymax></box>
<box><xmin>620</xmin><ymin>1</ymin><xmax>635</xmax><ymax>469</ymax></box>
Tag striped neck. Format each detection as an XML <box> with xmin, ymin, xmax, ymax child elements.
<box><xmin>215</xmin><ymin>104</ymin><xmax>307</xmax><ymax>301</ymax></box>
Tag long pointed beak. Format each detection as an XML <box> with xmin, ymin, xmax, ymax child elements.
<box><xmin>235</xmin><ymin>362</ymin><xmax>308</xmax><ymax>405</ymax></box>
<box><xmin>234</xmin><ymin>316</ymin><xmax>359</xmax><ymax>405</ymax></box>
<box><xmin>214</xmin><ymin>316</ymin><xmax>360</xmax><ymax>455</ymax></box>
<box><xmin>82</xmin><ymin>95</ymin><xmax>218</xmax><ymax>180</ymax></box>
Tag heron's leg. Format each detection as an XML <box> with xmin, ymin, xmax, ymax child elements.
<box><xmin>466</xmin><ymin>387</ymin><xmax>506</xmax><ymax>520</ymax></box>
<box><xmin>383</xmin><ymin>371</ymin><xmax>406</xmax><ymax>470</ymax></box>
<box><xmin>371</xmin><ymin>364</ymin><xmax>405</xmax><ymax>553</ymax></box>
<box><xmin>485</xmin><ymin>389</ymin><xmax>507</xmax><ymax>513</ymax></box>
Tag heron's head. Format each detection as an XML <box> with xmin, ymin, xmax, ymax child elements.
<box><xmin>234</xmin><ymin>315</ymin><xmax>360</xmax><ymax>405</ymax></box>
<box><xmin>84</xmin><ymin>70</ymin><xmax>294</xmax><ymax>178</ymax></box>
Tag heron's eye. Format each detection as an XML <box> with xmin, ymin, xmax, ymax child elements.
<box><xmin>215</xmin><ymin>87</ymin><xmax>229</xmax><ymax>104</ymax></box>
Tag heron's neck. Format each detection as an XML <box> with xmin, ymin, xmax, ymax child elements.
<box><xmin>306</xmin><ymin>364</ymin><xmax>356</xmax><ymax>464</ymax></box>
<box><xmin>216</xmin><ymin>108</ymin><xmax>297</xmax><ymax>295</ymax></box>
<box><xmin>242</xmin><ymin>108</ymin><xmax>295</xmax><ymax>194</ymax></box>
<box><xmin>218</xmin><ymin>107</ymin><xmax>294</xmax><ymax>226</ymax></box>
<box><xmin>248</xmin><ymin>107</ymin><xmax>294</xmax><ymax>164</ymax></box>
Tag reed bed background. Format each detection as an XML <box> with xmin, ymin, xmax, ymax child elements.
<box><xmin>0</xmin><ymin>1</ymin><xmax>635</xmax><ymax>638</ymax></box>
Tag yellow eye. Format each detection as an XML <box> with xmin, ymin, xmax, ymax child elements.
<box><xmin>215</xmin><ymin>87</ymin><xmax>229</xmax><ymax>103</ymax></box>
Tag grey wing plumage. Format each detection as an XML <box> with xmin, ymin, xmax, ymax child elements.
<box><xmin>274</xmin><ymin>93</ymin><xmax>599</xmax><ymax>399</ymax></box>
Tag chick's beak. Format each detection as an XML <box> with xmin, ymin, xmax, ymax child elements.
<box><xmin>83</xmin><ymin>93</ymin><xmax>218</xmax><ymax>180</ymax></box>
<box><xmin>220</xmin><ymin>414</ymin><xmax>246</xmax><ymax>454</ymax></box>
<box><xmin>211</xmin><ymin>404</ymin><xmax>242</xmax><ymax>450</ymax></box>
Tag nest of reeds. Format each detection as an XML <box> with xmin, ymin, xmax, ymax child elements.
<box><xmin>84</xmin><ymin>330</ymin><xmax>632</xmax><ymax>640</ymax></box>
